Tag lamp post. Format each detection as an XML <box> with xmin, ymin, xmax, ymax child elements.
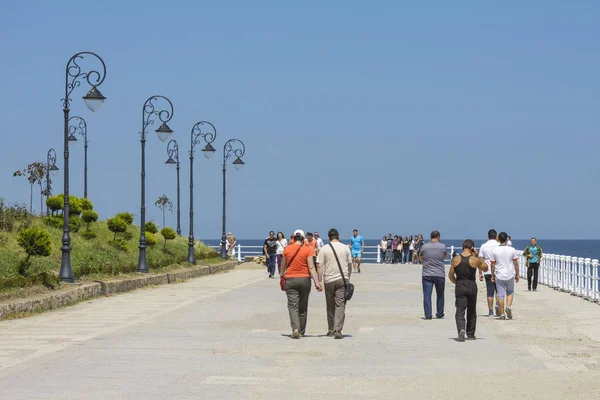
<box><xmin>187</xmin><ymin>121</ymin><xmax>217</xmax><ymax>264</ymax></box>
<box><xmin>165</xmin><ymin>139</ymin><xmax>181</xmax><ymax>236</ymax></box>
<box><xmin>220</xmin><ymin>139</ymin><xmax>246</xmax><ymax>259</ymax></box>
<box><xmin>46</xmin><ymin>148</ymin><xmax>59</xmax><ymax>216</ymax></box>
<box><xmin>67</xmin><ymin>116</ymin><xmax>88</xmax><ymax>198</ymax></box>
<box><xmin>138</xmin><ymin>95</ymin><xmax>174</xmax><ymax>273</ymax></box>
<box><xmin>60</xmin><ymin>52</ymin><xmax>107</xmax><ymax>283</ymax></box>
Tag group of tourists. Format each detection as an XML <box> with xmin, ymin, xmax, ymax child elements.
<box><xmin>263</xmin><ymin>231</ymin><xmax>325</xmax><ymax>278</ymax></box>
<box><xmin>380</xmin><ymin>234</ymin><xmax>424</xmax><ymax>264</ymax></box>
<box><xmin>419</xmin><ymin>229</ymin><xmax>542</xmax><ymax>342</ymax></box>
<box><xmin>277</xmin><ymin>228</ymin><xmax>353</xmax><ymax>339</ymax></box>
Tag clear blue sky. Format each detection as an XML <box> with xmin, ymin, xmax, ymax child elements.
<box><xmin>1</xmin><ymin>1</ymin><xmax>598</xmax><ymax>240</ymax></box>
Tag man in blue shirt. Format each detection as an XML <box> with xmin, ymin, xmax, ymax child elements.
<box><xmin>349</xmin><ymin>229</ymin><xmax>365</xmax><ymax>273</ymax></box>
<box><xmin>523</xmin><ymin>237</ymin><xmax>543</xmax><ymax>291</ymax></box>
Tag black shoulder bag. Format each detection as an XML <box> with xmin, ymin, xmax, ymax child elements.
<box><xmin>329</xmin><ymin>243</ymin><xmax>354</xmax><ymax>301</ymax></box>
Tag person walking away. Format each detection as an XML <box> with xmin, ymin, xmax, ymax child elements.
<box><xmin>263</xmin><ymin>231</ymin><xmax>278</xmax><ymax>278</ymax></box>
<box><xmin>304</xmin><ymin>232</ymin><xmax>319</xmax><ymax>269</ymax></box>
<box><xmin>386</xmin><ymin>234</ymin><xmax>393</xmax><ymax>264</ymax></box>
<box><xmin>449</xmin><ymin>240</ymin><xmax>489</xmax><ymax>341</ymax></box>
<box><xmin>349</xmin><ymin>229</ymin><xmax>365</xmax><ymax>272</ymax></box>
<box><xmin>523</xmin><ymin>238</ymin><xmax>543</xmax><ymax>291</ymax></box>
<box><xmin>226</xmin><ymin>232</ymin><xmax>236</xmax><ymax>259</ymax></box>
<box><xmin>318</xmin><ymin>228</ymin><xmax>352</xmax><ymax>339</ymax></box>
<box><xmin>490</xmin><ymin>232</ymin><xmax>520</xmax><ymax>320</ymax></box>
<box><xmin>418</xmin><ymin>231</ymin><xmax>448</xmax><ymax>319</ymax></box>
<box><xmin>479</xmin><ymin>229</ymin><xmax>500</xmax><ymax>316</ymax></box>
<box><xmin>275</xmin><ymin>232</ymin><xmax>288</xmax><ymax>275</ymax></box>
<box><xmin>281</xmin><ymin>230</ymin><xmax>322</xmax><ymax>338</ymax></box>
<box><xmin>392</xmin><ymin>235</ymin><xmax>400</xmax><ymax>264</ymax></box>
<box><xmin>380</xmin><ymin>236</ymin><xmax>388</xmax><ymax>264</ymax></box>
<box><xmin>402</xmin><ymin>236</ymin><xmax>410</xmax><ymax>264</ymax></box>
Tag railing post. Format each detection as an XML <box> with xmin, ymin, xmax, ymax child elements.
<box><xmin>551</xmin><ymin>254</ymin><xmax>556</xmax><ymax>288</ymax></box>
<box><xmin>592</xmin><ymin>259</ymin><xmax>599</xmax><ymax>303</ymax></box>
<box><xmin>377</xmin><ymin>245</ymin><xmax>381</xmax><ymax>264</ymax></box>
<box><xmin>560</xmin><ymin>255</ymin><xmax>567</xmax><ymax>292</ymax></box>
<box><xmin>450</xmin><ymin>246</ymin><xmax>454</xmax><ymax>261</ymax></box>
<box><xmin>577</xmin><ymin>257</ymin><xmax>585</xmax><ymax>296</ymax></box>
<box><xmin>237</xmin><ymin>244</ymin><xmax>242</xmax><ymax>262</ymax></box>
<box><xmin>584</xmin><ymin>258</ymin><xmax>591</xmax><ymax>300</ymax></box>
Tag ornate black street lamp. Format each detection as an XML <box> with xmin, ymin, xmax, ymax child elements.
<box><xmin>67</xmin><ymin>116</ymin><xmax>89</xmax><ymax>198</ymax></box>
<box><xmin>60</xmin><ymin>52</ymin><xmax>106</xmax><ymax>283</ymax></box>
<box><xmin>138</xmin><ymin>96</ymin><xmax>174</xmax><ymax>273</ymax></box>
<box><xmin>220</xmin><ymin>139</ymin><xmax>246</xmax><ymax>259</ymax></box>
<box><xmin>46</xmin><ymin>148</ymin><xmax>59</xmax><ymax>216</ymax></box>
<box><xmin>187</xmin><ymin>121</ymin><xmax>217</xmax><ymax>264</ymax></box>
<box><xmin>165</xmin><ymin>139</ymin><xmax>181</xmax><ymax>236</ymax></box>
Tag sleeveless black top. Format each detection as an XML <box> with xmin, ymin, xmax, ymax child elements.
<box><xmin>455</xmin><ymin>255</ymin><xmax>476</xmax><ymax>282</ymax></box>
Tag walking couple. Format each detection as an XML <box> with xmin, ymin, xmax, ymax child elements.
<box><xmin>280</xmin><ymin>228</ymin><xmax>351</xmax><ymax>339</ymax></box>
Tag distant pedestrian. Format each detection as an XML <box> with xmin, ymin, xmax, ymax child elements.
<box><xmin>523</xmin><ymin>238</ymin><xmax>543</xmax><ymax>291</ymax></box>
<box><xmin>349</xmin><ymin>229</ymin><xmax>365</xmax><ymax>273</ymax></box>
<box><xmin>304</xmin><ymin>232</ymin><xmax>319</xmax><ymax>268</ymax></box>
<box><xmin>507</xmin><ymin>235</ymin><xmax>513</xmax><ymax>247</ymax></box>
<box><xmin>281</xmin><ymin>230</ymin><xmax>322</xmax><ymax>338</ymax></box>
<box><xmin>392</xmin><ymin>235</ymin><xmax>400</xmax><ymax>264</ymax></box>
<box><xmin>386</xmin><ymin>234</ymin><xmax>393</xmax><ymax>263</ymax></box>
<box><xmin>402</xmin><ymin>236</ymin><xmax>410</xmax><ymax>264</ymax></box>
<box><xmin>449</xmin><ymin>240</ymin><xmax>489</xmax><ymax>341</ymax></box>
<box><xmin>418</xmin><ymin>231</ymin><xmax>448</xmax><ymax>319</ymax></box>
<box><xmin>314</xmin><ymin>232</ymin><xmax>325</xmax><ymax>249</ymax></box>
<box><xmin>380</xmin><ymin>236</ymin><xmax>388</xmax><ymax>264</ymax></box>
<box><xmin>276</xmin><ymin>232</ymin><xmax>288</xmax><ymax>275</ymax></box>
<box><xmin>479</xmin><ymin>229</ymin><xmax>500</xmax><ymax>316</ymax></box>
<box><xmin>318</xmin><ymin>228</ymin><xmax>352</xmax><ymax>339</ymax></box>
<box><xmin>490</xmin><ymin>232</ymin><xmax>520</xmax><ymax>320</ymax></box>
<box><xmin>226</xmin><ymin>232</ymin><xmax>237</xmax><ymax>259</ymax></box>
<box><xmin>409</xmin><ymin>235</ymin><xmax>415</xmax><ymax>264</ymax></box>
<box><xmin>263</xmin><ymin>231</ymin><xmax>278</xmax><ymax>278</ymax></box>
<box><xmin>413</xmin><ymin>234</ymin><xmax>424</xmax><ymax>264</ymax></box>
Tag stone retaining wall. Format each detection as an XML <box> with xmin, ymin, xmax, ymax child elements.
<box><xmin>0</xmin><ymin>261</ymin><xmax>238</xmax><ymax>320</ymax></box>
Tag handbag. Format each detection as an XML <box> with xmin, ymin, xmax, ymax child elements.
<box><xmin>329</xmin><ymin>243</ymin><xmax>354</xmax><ymax>301</ymax></box>
<box><xmin>280</xmin><ymin>245</ymin><xmax>303</xmax><ymax>291</ymax></box>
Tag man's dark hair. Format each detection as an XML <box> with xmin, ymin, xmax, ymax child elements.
<box><xmin>498</xmin><ymin>232</ymin><xmax>508</xmax><ymax>244</ymax></box>
<box><xmin>430</xmin><ymin>230</ymin><xmax>441</xmax><ymax>239</ymax></box>
<box><xmin>353</xmin><ymin>229</ymin><xmax>358</xmax><ymax>233</ymax></box>
<box><xmin>462</xmin><ymin>239</ymin><xmax>475</xmax><ymax>250</ymax></box>
<box><xmin>328</xmin><ymin>228</ymin><xmax>339</xmax><ymax>240</ymax></box>
<box><xmin>306</xmin><ymin>232</ymin><xmax>313</xmax><ymax>237</ymax></box>
<box><xmin>488</xmin><ymin>229</ymin><xmax>497</xmax><ymax>240</ymax></box>
<box><xmin>269</xmin><ymin>231</ymin><xmax>274</xmax><ymax>235</ymax></box>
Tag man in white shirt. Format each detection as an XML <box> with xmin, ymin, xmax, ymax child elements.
<box><xmin>314</xmin><ymin>232</ymin><xmax>325</xmax><ymax>249</ymax></box>
<box><xmin>317</xmin><ymin>228</ymin><xmax>352</xmax><ymax>339</ymax></box>
<box><xmin>479</xmin><ymin>229</ymin><xmax>500</xmax><ymax>317</ymax></box>
<box><xmin>490</xmin><ymin>232</ymin><xmax>520</xmax><ymax>320</ymax></box>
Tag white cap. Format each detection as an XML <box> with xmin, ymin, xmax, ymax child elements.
<box><xmin>293</xmin><ymin>229</ymin><xmax>305</xmax><ymax>237</ymax></box>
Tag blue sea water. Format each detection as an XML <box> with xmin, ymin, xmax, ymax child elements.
<box><xmin>201</xmin><ymin>239</ymin><xmax>600</xmax><ymax>260</ymax></box>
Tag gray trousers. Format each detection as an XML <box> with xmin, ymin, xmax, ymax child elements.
<box><xmin>325</xmin><ymin>279</ymin><xmax>346</xmax><ymax>334</ymax></box>
<box><xmin>285</xmin><ymin>277</ymin><xmax>311</xmax><ymax>334</ymax></box>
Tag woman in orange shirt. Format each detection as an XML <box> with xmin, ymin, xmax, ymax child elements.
<box><xmin>281</xmin><ymin>229</ymin><xmax>322</xmax><ymax>339</ymax></box>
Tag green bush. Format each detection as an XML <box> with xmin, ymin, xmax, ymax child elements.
<box><xmin>0</xmin><ymin>272</ymin><xmax>59</xmax><ymax>289</ymax></box>
<box><xmin>43</xmin><ymin>215</ymin><xmax>63</xmax><ymax>229</ymax></box>
<box><xmin>45</xmin><ymin>196</ymin><xmax>63</xmax><ymax>216</ymax></box>
<box><xmin>81</xmin><ymin>230</ymin><xmax>97</xmax><ymax>240</ymax></box>
<box><xmin>160</xmin><ymin>227</ymin><xmax>177</xmax><ymax>250</ymax></box>
<box><xmin>17</xmin><ymin>227</ymin><xmax>52</xmax><ymax>275</ymax></box>
<box><xmin>81</xmin><ymin>210</ymin><xmax>99</xmax><ymax>231</ymax></box>
<box><xmin>145</xmin><ymin>221</ymin><xmax>159</xmax><ymax>234</ymax></box>
<box><xmin>107</xmin><ymin>217</ymin><xmax>127</xmax><ymax>240</ymax></box>
<box><xmin>69</xmin><ymin>216</ymin><xmax>83</xmax><ymax>232</ymax></box>
<box><xmin>123</xmin><ymin>230</ymin><xmax>134</xmax><ymax>241</ymax></box>
<box><xmin>61</xmin><ymin>195</ymin><xmax>83</xmax><ymax>217</ymax></box>
<box><xmin>108</xmin><ymin>239</ymin><xmax>128</xmax><ymax>252</ymax></box>
<box><xmin>0</xmin><ymin>199</ymin><xmax>32</xmax><ymax>232</ymax></box>
<box><xmin>80</xmin><ymin>198</ymin><xmax>94</xmax><ymax>211</ymax></box>
<box><xmin>146</xmin><ymin>232</ymin><xmax>158</xmax><ymax>246</ymax></box>
<box><xmin>115</xmin><ymin>212</ymin><xmax>134</xmax><ymax>226</ymax></box>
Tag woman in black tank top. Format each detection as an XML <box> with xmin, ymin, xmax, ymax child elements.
<box><xmin>449</xmin><ymin>239</ymin><xmax>488</xmax><ymax>342</ymax></box>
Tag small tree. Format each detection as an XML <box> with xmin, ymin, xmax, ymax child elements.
<box><xmin>17</xmin><ymin>227</ymin><xmax>52</xmax><ymax>275</ymax></box>
<box><xmin>107</xmin><ymin>217</ymin><xmax>127</xmax><ymax>240</ymax></box>
<box><xmin>146</xmin><ymin>232</ymin><xmax>158</xmax><ymax>247</ymax></box>
<box><xmin>46</xmin><ymin>196</ymin><xmax>63</xmax><ymax>216</ymax></box>
<box><xmin>13</xmin><ymin>162</ymin><xmax>46</xmax><ymax>214</ymax></box>
<box><xmin>81</xmin><ymin>210</ymin><xmax>99</xmax><ymax>231</ymax></box>
<box><xmin>145</xmin><ymin>221</ymin><xmax>159</xmax><ymax>234</ymax></box>
<box><xmin>160</xmin><ymin>227</ymin><xmax>176</xmax><ymax>250</ymax></box>
<box><xmin>80</xmin><ymin>198</ymin><xmax>94</xmax><ymax>211</ymax></box>
<box><xmin>155</xmin><ymin>195</ymin><xmax>173</xmax><ymax>228</ymax></box>
<box><xmin>115</xmin><ymin>212</ymin><xmax>134</xmax><ymax>226</ymax></box>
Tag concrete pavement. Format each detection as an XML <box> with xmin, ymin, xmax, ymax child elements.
<box><xmin>1</xmin><ymin>263</ymin><xmax>600</xmax><ymax>399</ymax></box>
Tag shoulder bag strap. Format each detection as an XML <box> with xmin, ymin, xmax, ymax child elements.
<box><xmin>329</xmin><ymin>243</ymin><xmax>347</xmax><ymax>287</ymax></box>
<box><xmin>282</xmin><ymin>245</ymin><xmax>303</xmax><ymax>278</ymax></box>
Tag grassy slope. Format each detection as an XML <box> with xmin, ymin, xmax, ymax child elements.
<box><xmin>0</xmin><ymin>218</ymin><xmax>218</xmax><ymax>279</ymax></box>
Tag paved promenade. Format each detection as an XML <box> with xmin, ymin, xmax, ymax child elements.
<box><xmin>1</xmin><ymin>263</ymin><xmax>600</xmax><ymax>399</ymax></box>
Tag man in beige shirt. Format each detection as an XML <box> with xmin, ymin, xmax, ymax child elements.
<box><xmin>317</xmin><ymin>228</ymin><xmax>352</xmax><ymax>339</ymax></box>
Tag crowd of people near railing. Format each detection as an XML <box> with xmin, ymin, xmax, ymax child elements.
<box><xmin>379</xmin><ymin>233</ymin><xmax>425</xmax><ymax>264</ymax></box>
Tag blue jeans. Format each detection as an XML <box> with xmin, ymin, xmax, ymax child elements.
<box><xmin>402</xmin><ymin>249</ymin><xmax>410</xmax><ymax>264</ymax></box>
<box><xmin>422</xmin><ymin>276</ymin><xmax>445</xmax><ymax>318</ymax></box>
<box><xmin>266</xmin><ymin>254</ymin><xmax>277</xmax><ymax>276</ymax></box>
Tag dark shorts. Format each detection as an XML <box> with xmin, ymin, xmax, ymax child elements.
<box><xmin>484</xmin><ymin>274</ymin><xmax>496</xmax><ymax>298</ymax></box>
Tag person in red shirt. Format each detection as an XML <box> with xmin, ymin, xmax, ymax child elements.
<box><xmin>281</xmin><ymin>230</ymin><xmax>322</xmax><ymax>339</ymax></box>
<box><xmin>305</xmin><ymin>232</ymin><xmax>319</xmax><ymax>268</ymax></box>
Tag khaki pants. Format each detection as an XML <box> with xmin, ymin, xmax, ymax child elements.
<box><xmin>325</xmin><ymin>279</ymin><xmax>346</xmax><ymax>334</ymax></box>
<box><xmin>285</xmin><ymin>278</ymin><xmax>311</xmax><ymax>334</ymax></box>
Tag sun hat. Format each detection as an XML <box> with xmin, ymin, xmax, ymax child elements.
<box><xmin>293</xmin><ymin>229</ymin><xmax>305</xmax><ymax>237</ymax></box>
